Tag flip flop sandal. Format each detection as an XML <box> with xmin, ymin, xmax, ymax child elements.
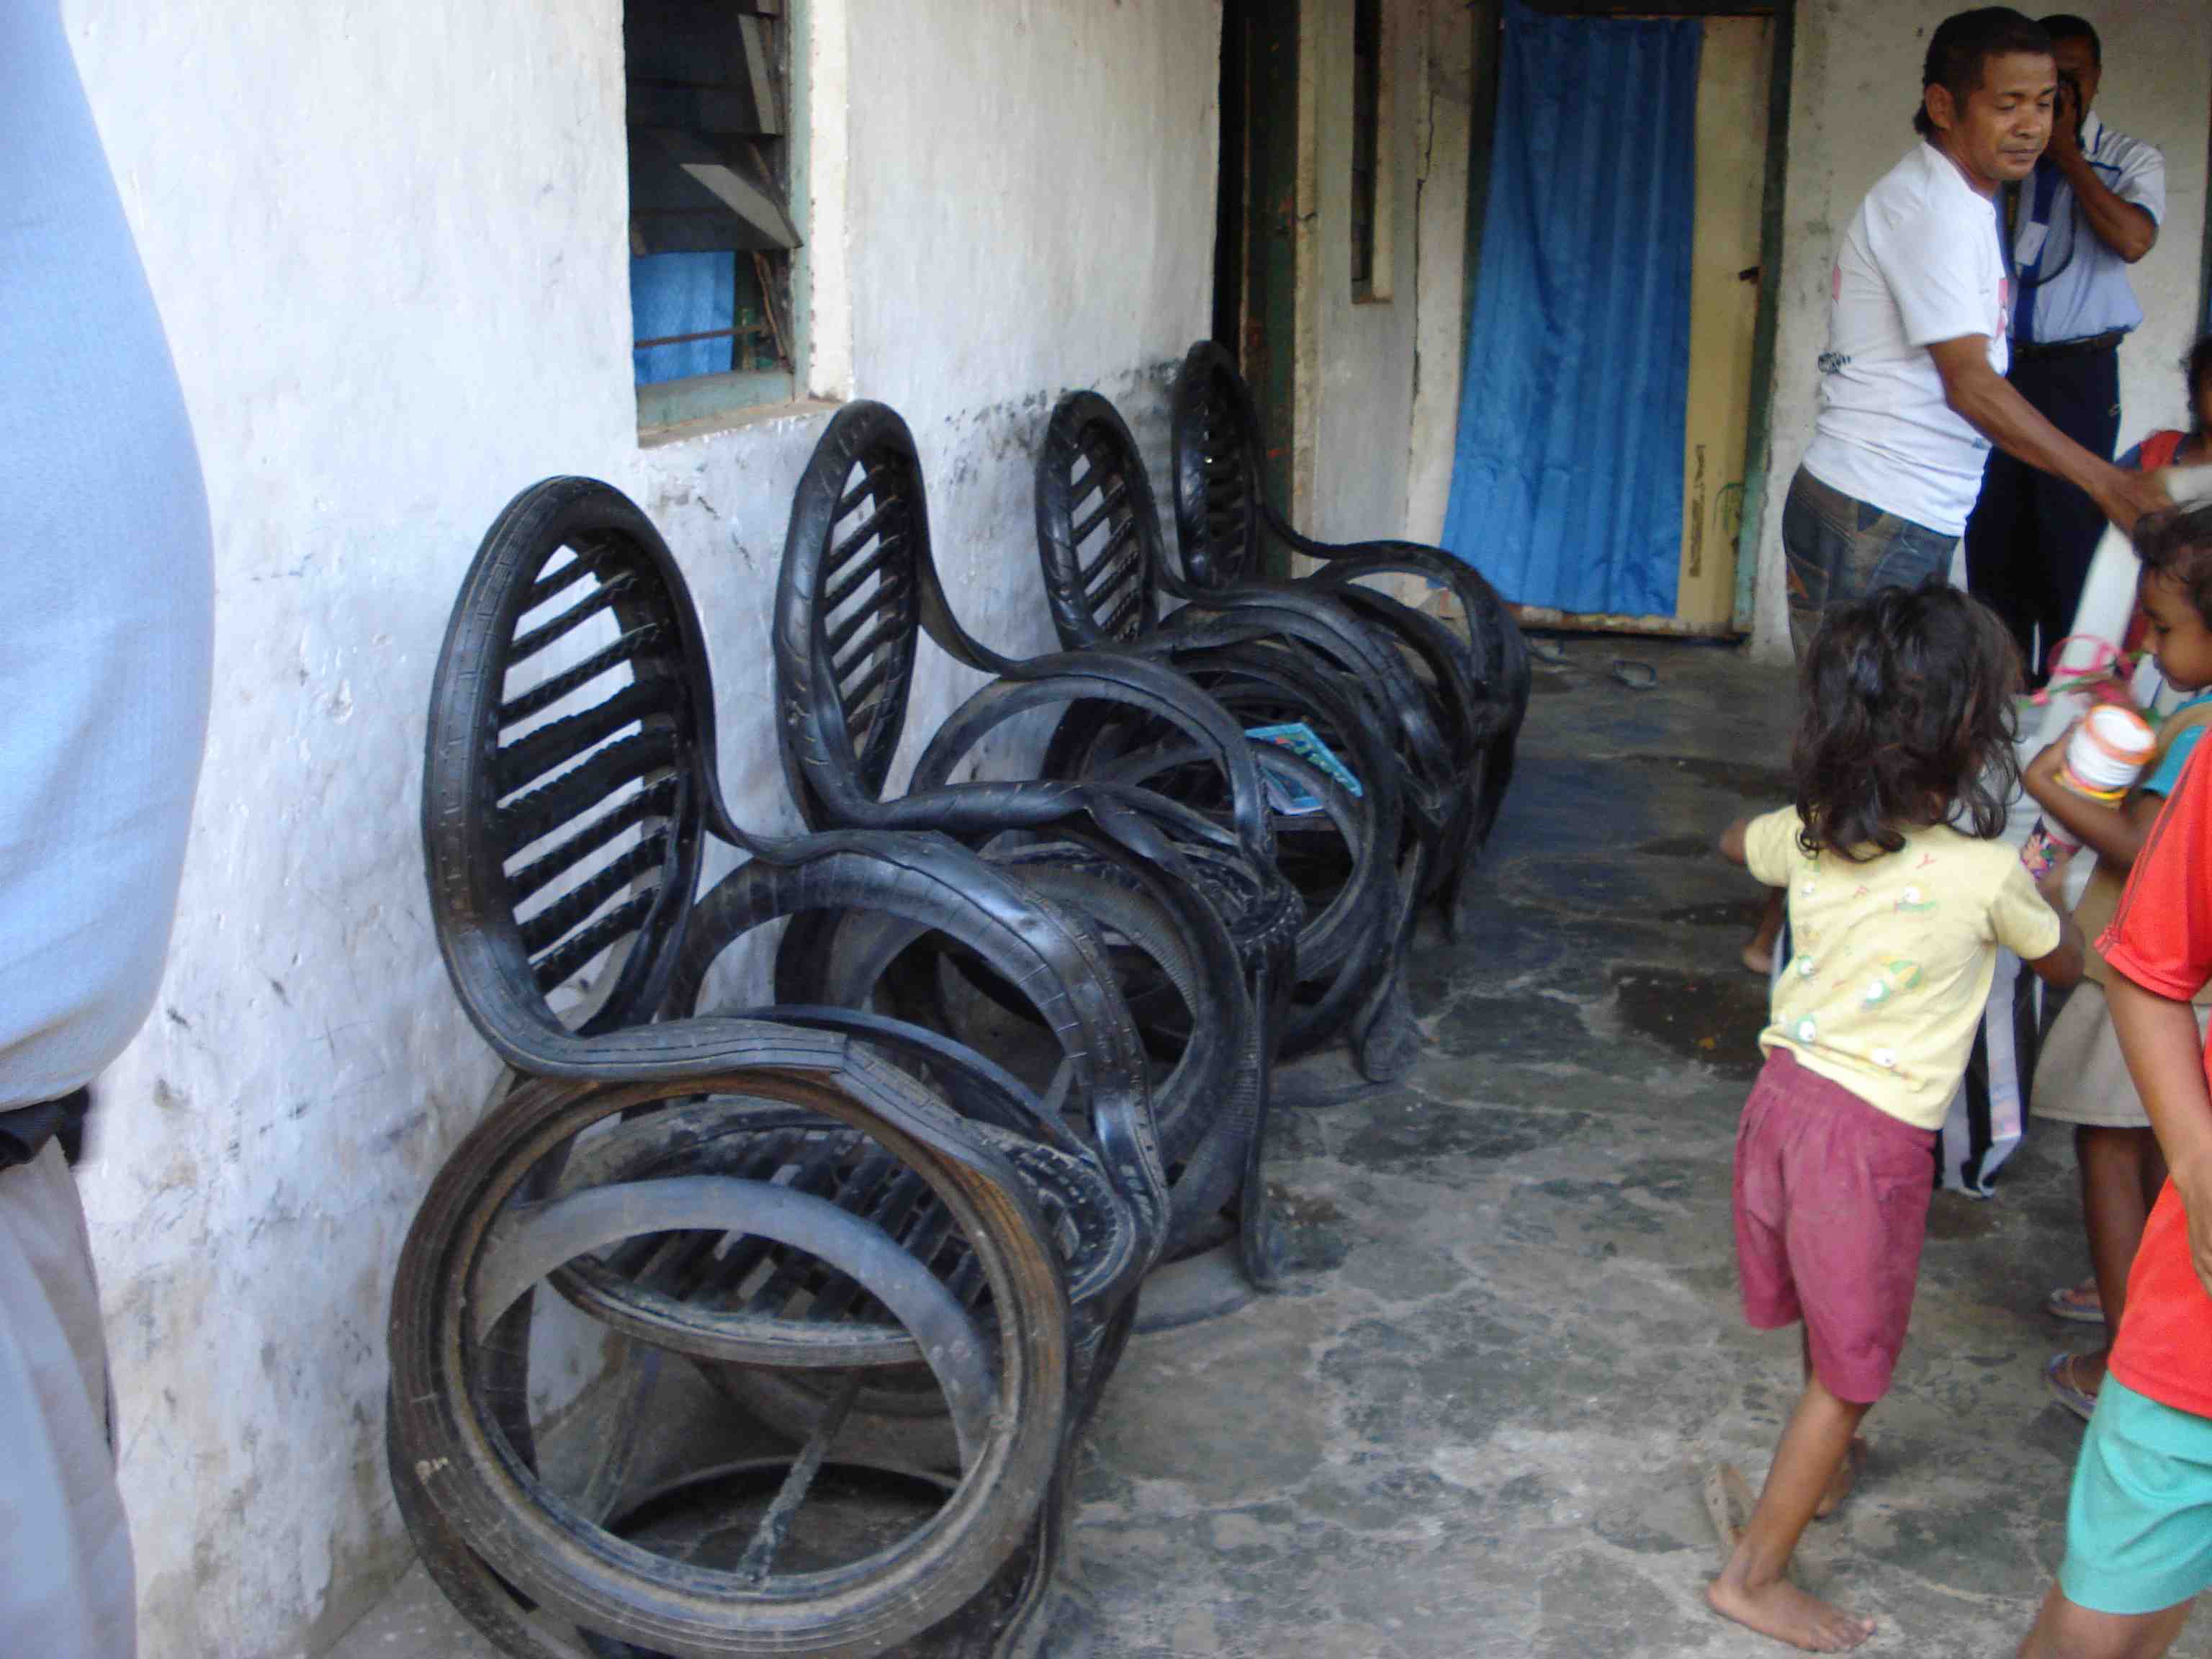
<box><xmin>1701</xmin><ymin>1463</ymin><xmax>1755</xmax><ymax>1567</ymax></box>
<box><xmin>1610</xmin><ymin>659</ymin><xmax>1658</xmax><ymax>691</ymax></box>
<box><xmin>2045</xmin><ymin>1352</ymin><xmax>2100</xmax><ymax>1422</ymax></box>
<box><xmin>2046</xmin><ymin>1282</ymin><xmax>2106</xmax><ymax>1325</ymax></box>
<box><xmin>1528</xmin><ymin>638</ymin><xmax>1570</xmax><ymax>667</ymax></box>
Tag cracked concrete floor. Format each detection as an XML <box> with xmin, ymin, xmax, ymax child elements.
<box><xmin>329</xmin><ymin>639</ymin><xmax>2208</xmax><ymax>1658</ymax></box>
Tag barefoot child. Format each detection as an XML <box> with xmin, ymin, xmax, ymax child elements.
<box><xmin>2026</xmin><ymin>503</ymin><xmax>2212</xmax><ymax>1419</ymax></box>
<box><xmin>2018</xmin><ymin>509</ymin><xmax>2212</xmax><ymax>1658</ymax></box>
<box><xmin>1714</xmin><ymin>585</ymin><xmax>2085</xmax><ymax>1651</ymax></box>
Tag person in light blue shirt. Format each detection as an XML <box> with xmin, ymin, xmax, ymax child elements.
<box><xmin>3</xmin><ymin>4</ymin><xmax>212</xmax><ymax>1655</ymax></box>
<box><xmin>1965</xmin><ymin>14</ymin><xmax>2167</xmax><ymax>684</ymax></box>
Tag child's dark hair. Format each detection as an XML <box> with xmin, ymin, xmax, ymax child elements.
<box><xmin>1914</xmin><ymin>9</ymin><xmax>2051</xmax><ymax>138</ymax></box>
<box><xmin>2136</xmin><ymin>505</ymin><xmax>2212</xmax><ymax>624</ymax></box>
<box><xmin>1793</xmin><ymin>585</ymin><xmax>2023</xmax><ymax>860</ymax></box>
<box><xmin>2186</xmin><ymin>337</ymin><xmax>2212</xmax><ymax>434</ymax></box>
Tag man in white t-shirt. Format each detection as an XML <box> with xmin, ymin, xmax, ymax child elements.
<box><xmin>1779</xmin><ymin>6</ymin><xmax>2164</xmax><ymax>665</ymax></box>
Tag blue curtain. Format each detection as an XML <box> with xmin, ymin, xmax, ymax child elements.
<box><xmin>631</xmin><ymin>251</ymin><xmax>737</xmax><ymax>386</ymax></box>
<box><xmin>1440</xmin><ymin>4</ymin><xmax>1701</xmax><ymax>617</ymax></box>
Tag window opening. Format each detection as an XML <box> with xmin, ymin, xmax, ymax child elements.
<box><xmin>626</xmin><ymin>0</ymin><xmax>800</xmax><ymax>412</ymax></box>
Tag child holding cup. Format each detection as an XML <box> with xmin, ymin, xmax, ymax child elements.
<box><xmin>2028</xmin><ymin>503</ymin><xmax>2212</xmax><ymax>1418</ymax></box>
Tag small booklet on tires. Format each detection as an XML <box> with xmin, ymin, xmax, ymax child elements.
<box><xmin>1245</xmin><ymin>721</ymin><xmax>1363</xmax><ymax>817</ymax></box>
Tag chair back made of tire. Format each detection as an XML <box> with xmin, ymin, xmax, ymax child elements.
<box><xmin>773</xmin><ymin>401</ymin><xmax>930</xmax><ymax>831</ymax></box>
<box><xmin>1168</xmin><ymin>341</ymin><xmax>1264</xmax><ymax>591</ymax></box>
<box><xmin>1168</xmin><ymin>341</ymin><xmax>1533</xmax><ymax>878</ymax></box>
<box><xmin>775</xmin><ymin>405</ymin><xmax>1305</xmax><ymax>1284</ymax></box>
<box><xmin>1033</xmin><ymin>393</ymin><xmax>1442</xmax><ymax>1082</ymax></box>
<box><xmin>1167</xmin><ymin>337</ymin><xmax>1533</xmax><ymax>726</ymax></box>
<box><xmin>1033</xmin><ymin>391</ymin><xmax>1163</xmax><ymax>652</ymax></box>
<box><xmin>1048</xmin><ymin>386</ymin><xmax>1458</xmax><ymax>781</ymax></box>
<box><xmin>423</xmin><ymin>476</ymin><xmax>736</xmax><ymax>1071</ymax></box>
<box><xmin>779</xmin><ymin>402</ymin><xmax>1279</xmax><ymax>870</ymax></box>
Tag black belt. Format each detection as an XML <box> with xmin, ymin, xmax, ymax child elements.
<box><xmin>0</xmin><ymin>1087</ymin><xmax>90</xmax><ymax>1170</ymax></box>
<box><xmin>2013</xmin><ymin>330</ymin><xmax>2126</xmax><ymax>364</ymax></box>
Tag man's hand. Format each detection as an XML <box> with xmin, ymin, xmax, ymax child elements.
<box><xmin>2040</xmin><ymin>86</ymin><xmax>2159</xmax><ymax>264</ymax></box>
<box><xmin>2087</xmin><ymin>462</ymin><xmax>2172</xmax><ymax>537</ymax></box>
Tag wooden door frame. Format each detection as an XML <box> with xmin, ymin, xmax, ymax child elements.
<box><xmin>1214</xmin><ymin>0</ymin><xmax>1304</xmax><ymax>570</ymax></box>
<box><xmin>1462</xmin><ymin>0</ymin><xmax>1796</xmax><ymax>638</ymax></box>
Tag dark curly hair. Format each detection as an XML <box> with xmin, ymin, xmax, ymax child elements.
<box><xmin>1914</xmin><ymin>8</ymin><xmax>2052</xmax><ymax>138</ymax></box>
<box><xmin>2136</xmin><ymin>504</ymin><xmax>2212</xmax><ymax>628</ymax></box>
<box><xmin>1793</xmin><ymin>585</ymin><xmax>2024</xmax><ymax>860</ymax></box>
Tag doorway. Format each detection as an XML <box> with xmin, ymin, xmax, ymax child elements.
<box><xmin>1448</xmin><ymin>1</ymin><xmax>1790</xmax><ymax>637</ymax></box>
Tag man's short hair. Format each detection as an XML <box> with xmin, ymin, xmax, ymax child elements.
<box><xmin>1914</xmin><ymin>8</ymin><xmax>2054</xmax><ymax>138</ymax></box>
<box><xmin>2038</xmin><ymin>14</ymin><xmax>2102</xmax><ymax>65</ymax></box>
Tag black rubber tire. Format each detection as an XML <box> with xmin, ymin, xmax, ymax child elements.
<box><xmin>387</xmin><ymin>1063</ymin><xmax>1073</xmax><ymax>1659</ymax></box>
<box><xmin>668</xmin><ymin>840</ymin><xmax>1169</xmax><ymax>1296</ymax></box>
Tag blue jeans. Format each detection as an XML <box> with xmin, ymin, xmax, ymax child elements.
<box><xmin>1781</xmin><ymin>467</ymin><xmax>1959</xmax><ymax>662</ymax></box>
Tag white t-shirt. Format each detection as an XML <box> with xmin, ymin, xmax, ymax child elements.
<box><xmin>1801</xmin><ymin>142</ymin><xmax>2012</xmax><ymax>537</ymax></box>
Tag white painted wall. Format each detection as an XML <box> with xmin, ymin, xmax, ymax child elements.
<box><xmin>1747</xmin><ymin>0</ymin><xmax>2211</xmax><ymax>659</ymax></box>
<box><xmin>57</xmin><ymin>0</ymin><xmax>1220</xmax><ymax>1653</ymax></box>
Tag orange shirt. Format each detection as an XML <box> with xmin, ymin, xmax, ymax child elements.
<box><xmin>2100</xmin><ymin>740</ymin><xmax>2212</xmax><ymax>1419</ymax></box>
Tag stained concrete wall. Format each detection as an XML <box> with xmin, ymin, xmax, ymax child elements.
<box><xmin>1747</xmin><ymin>0</ymin><xmax>2211</xmax><ymax>658</ymax></box>
<box><xmin>55</xmin><ymin>1</ymin><xmax>1219</xmax><ymax>1653</ymax></box>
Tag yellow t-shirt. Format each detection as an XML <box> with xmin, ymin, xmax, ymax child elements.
<box><xmin>1746</xmin><ymin>809</ymin><xmax>2064</xmax><ymax>1130</ymax></box>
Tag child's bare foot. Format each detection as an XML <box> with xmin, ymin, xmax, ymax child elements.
<box><xmin>1706</xmin><ymin>1574</ymin><xmax>1876</xmax><ymax>1653</ymax></box>
<box><xmin>1813</xmin><ymin>1437</ymin><xmax>1868</xmax><ymax>1519</ymax></box>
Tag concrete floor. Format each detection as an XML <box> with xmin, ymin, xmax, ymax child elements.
<box><xmin>329</xmin><ymin>639</ymin><xmax>2210</xmax><ymax>1658</ymax></box>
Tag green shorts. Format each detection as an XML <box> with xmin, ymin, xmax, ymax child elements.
<box><xmin>2059</xmin><ymin>1376</ymin><xmax>2212</xmax><ymax>1617</ymax></box>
